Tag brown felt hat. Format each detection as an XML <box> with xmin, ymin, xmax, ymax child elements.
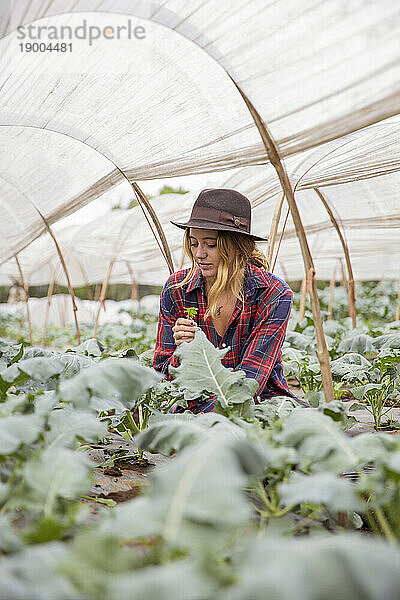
<box><xmin>171</xmin><ymin>188</ymin><xmax>268</xmax><ymax>242</ymax></box>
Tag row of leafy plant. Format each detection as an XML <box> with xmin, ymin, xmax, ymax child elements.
<box><xmin>1</xmin><ymin>321</ymin><xmax>400</xmax><ymax>599</ymax></box>
<box><xmin>283</xmin><ymin>285</ymin><xmax>400</xmax><ymax>429</ymax></box>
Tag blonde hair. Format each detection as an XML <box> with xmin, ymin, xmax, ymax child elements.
<box><xmin>174</xmin><ymin>229</ymin><xmax>268</xmax><ymax>319</ymax></box>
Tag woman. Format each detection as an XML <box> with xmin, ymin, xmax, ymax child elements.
<box><xmin>153</xmin><ymin>188</ymin><xmax>298</xmax><ymax>412</ymax></box>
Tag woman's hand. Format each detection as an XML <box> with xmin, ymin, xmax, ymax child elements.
<box><xmin>172</xmin><ymin>318</ymin><xmax>197</xmax><ymax>346</ymax></box>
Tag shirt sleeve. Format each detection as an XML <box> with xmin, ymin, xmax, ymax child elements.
<box><xmin>153</xmin><ymin>280</ymin><xmax>180</xmax><ymax>378</ymax></box>
<box><xmin>234</xmin><ymin>288</ymin><xmax>293</xmax><ymax>398</ymax></box>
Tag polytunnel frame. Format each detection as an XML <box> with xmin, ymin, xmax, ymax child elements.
<box><xmin>0</xmin><ymin>169</ymin><xmax>82</xmax><ymax>343</ymax></box>
<box><xmin>5</xmin><ymin>8</ymin><xmax>388</xmax><ymax>402</ymax></box>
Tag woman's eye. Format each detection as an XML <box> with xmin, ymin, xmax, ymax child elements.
<box><xmin>207</xmin><ymin>244</ymin><xmax>216</xmax><ymax>248</ymax></box>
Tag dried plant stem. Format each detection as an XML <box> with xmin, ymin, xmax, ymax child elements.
<box><xmin>15</xmin><ymin>255</ymin><xmax>33</xmax><ymax>345</ymax></box>
<box><xmin>132</xmin><ymin>182</ymin><xmax>174</xmax><ymax>274</ymax></box>
<box><xmin>235</xmin><ymin>82</ymin><xmax>334</xmax><ymax>402</ymax></box>
<box><xmin>314</xmin><ymin>188</ymin><xmax>356</xmax><ymax>328</ymax></box>
<box><xmin>42</xmin><ymin>267</ymin><xmax>58</xmax><ymax>346</ymax></box>
<box><xmin>328</xmin><ymin>262</ymin><xmax>338</xmax><ymax>320</ymax></box>
<box><xmin>94</xmin><ymin>261</ymin><xmax>114</xmax><ymax>337</ymax></box>
<box><xmin>299</xmin><ymin>274</ymin><xmax>307</xmax><ymax>322</ymax></box>
<box><xmin>267</xmin><ymin>192</ymin><xmax>285</xmax><ymax>271</ymax></box>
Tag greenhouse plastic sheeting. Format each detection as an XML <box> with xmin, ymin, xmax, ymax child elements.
<box><xmin>1</xmin><ymin>166</ymin><xmax>398</xmax><ymax>286</ymax></box>
<box><xmin>1</xmin><ymin>1</ymin><xmax>400</xmax><ymax>263</ymax></box>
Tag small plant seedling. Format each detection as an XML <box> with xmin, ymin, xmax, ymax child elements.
<box><xmin>183</xmin><ymin>307</ymin><xmax>198</xmax><ymax>321</ymax></box>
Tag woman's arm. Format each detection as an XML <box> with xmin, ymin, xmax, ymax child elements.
<box><xmin>234</xmin><ymin>288</ymin><xmax>293</xmax><ymax>397</ymax></box>
<box><xmin>153</xmin><ymin>282</ymin><xmax>180</xmax><ymax>378</ymax></box>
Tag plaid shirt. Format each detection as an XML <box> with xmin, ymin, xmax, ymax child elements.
<box><xmin>153</xmin><ymin>263</ymin><xmax>297</xmax><ymax>412</ymax></box>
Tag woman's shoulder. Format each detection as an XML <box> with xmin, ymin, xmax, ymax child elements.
<box><xmin>164</xmin><ymin>268</ymin><xmax>191</xmax><ymax>289</ymax></box>
<box><xmin>247</xmin><ymin>263</ymin><xmax>293</xmax><ymax>298</ymax></box>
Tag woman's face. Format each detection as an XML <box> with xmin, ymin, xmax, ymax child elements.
<box><xmin>189</xmin><ymin>228</ymin><xmax>221</xmax><ymax>280</ymax></box>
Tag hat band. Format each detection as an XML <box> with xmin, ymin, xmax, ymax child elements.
<box><xmin>192</xmin><ymin>206</ymin><xmax>249</xmax><ymax>231</ymax></box>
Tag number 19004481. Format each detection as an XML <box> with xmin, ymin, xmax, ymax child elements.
<box><xmin>19</xmin><ymin>42</ymin><xmax>73</xmax><ymax>52</ymax></box>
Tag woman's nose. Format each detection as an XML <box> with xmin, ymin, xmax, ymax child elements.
<box><xmin>194</xmin><ymin>244</ymin><xmax>207</xmax><ymax>259</ymax></box>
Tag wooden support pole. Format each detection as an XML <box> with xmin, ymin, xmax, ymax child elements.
<box><xmin>340</xmin><ymin>258</ymin><xmax>349</xmax><ymax>298</ymax></box>
<box><xmin>314</xmin><ymin>188</ymin><xmax>357</xmax><ymax>328</ymax></box>
<box><xmin>42</xmin><ymin>267</ymin><xmax>58</xmax><ymax>346</ymax></box>
<box><xmin>15</xmin><ymin>255</ymin><xmax>33</xmax><ymax>345</ymax></box>
<box><xmin>132</xmin><ymin>182</ymin><xmax>175</xmax><ymax>275</ymax></box>
<box><xmin>234</xmin><ymin>82</ymin><xmax>334</xmax><ymax>402</ymax></box>
<box><xmin>267</xmin><ymin>192</ymin><xmax>285</xmax><ymax>272</ymax></box>
<box><xmin>93</xmin><ymin>261</ymin><xmax>114</xmax><ymax>337</ymax></box>
<box><xmin>125</xmin><ymin>261</ymin><xmax>140</xmax><ymax>317</ymax></box>
<box><xmin>40</xmin><ymin>216</ymin><xmax>80</xmax><ymax>344</ymax></box>
<box><xmin>299</xmin><ymin>274</ymin><xmax>307</xmax><ymax>323</ymax></box>
<box><xmin>328</xmin><ymin>262</ymin><xmax>338</xmax><ymax>320</ymax></box>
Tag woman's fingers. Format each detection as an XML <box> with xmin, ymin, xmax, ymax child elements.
<box><xmin>175</xmin><ymin>318</ymin><xmax>196</xmax><ymax>327</ymax></box>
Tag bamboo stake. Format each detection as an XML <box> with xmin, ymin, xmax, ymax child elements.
<box><xmin>39</xmin><ymin>215</ymin><xmax>80</xmax><ymax>344</ymax></box>
<box><xmin>267</xmin><ymin>192</ymin><xmax>285</xmax><ymax>271</ymax></box>
<box><xmin>396</xmin><ymin>276</ymin><xmax>400</xmax><ymax>322</ymax></box>
<box><xmin>299</xmin><ymin>274</ymin><xmax>307</xmax><ymax>323</ymax></box>
<box><xmin>94</xmin><ymin>261</ymin><xmax>114</xmax><ymax>337</ymax></box>
<box><xmin>234</xmin><ymin>83</ymin><xmax>334</xmax><ymax>402</ymax></box>
<box><xmin>327</xmin><ymin>262</ymin><xmax>338</xmax><ymax>320</ymax></box>
<box><xmin>340</xmin><ymin>258</ymin><xmax>349</xmax><ymax>298</ymax></box>
<box><xmin>94</xmin><ymin>283</ymin><xmax>101</xmax><ymax>302</ymax></box>
<box><xmin>314</xmin><ymin>188</ymin><xmax>357</xmax><ymax>328</ymax></box>
<box><xmin>15</xmin><ymin>256</ymin><xmax>33</xmax><ymax>345</ymax></box>
<box><xmin>125</xmin><ymin>261</ymin><xmax>140</xmax><ymax>317</ymax></box>
<box><xmin>42</xmin><ymin>266</ymin><xmax>58</xmax><ymax>346</ymax></box>
<box><xmin>132</xmin><ymin>182</ymin><xmax>174</xmax><ymax>275</ymax></box>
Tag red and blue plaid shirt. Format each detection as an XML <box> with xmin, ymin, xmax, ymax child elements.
<box><xmin>153</xmin><ymin>262</ymin><xmax>297</xmax><ymax>412</ymax></box>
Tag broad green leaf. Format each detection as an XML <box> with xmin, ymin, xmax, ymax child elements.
<box><xmin>284</xmin><ymin>331</ymin><xmax>316</xmax><ymax>352</ymax></box>
<box><xmin>137</xmin><ymin>412</ymin><xmax>245</xmax><ymax>454</ymax></box>
<box><xmin>338</xmin><ymin>334</ymin><xmax>374</xmax><ymax>354</ymax></box>
<box><xmin>254</xmin><ymin>396</ymin><xmax>297</xmax><ymax>425</ymax></box>
<box><xmin>11</xmin><ymin>447</ymin><xmax>93</xmax><ymax>514</ymax></box>
<box><xmin>170</xmin><ymin>330</ymin><xmax>257</xmax><ymax>409</ymax></box>
<box><xmin>46</xmin><ymin>407</ymin><xmax>108</xmax><ymax>447</ymax></box>
<box><xmin>18</xmin><ymin>357</ymin><xmax>65</xmax><ymax>381</ymax></box>
<box><xmin>0</xmin><ymin>364</ymin><xmax>29</xmax><ymax>396</ymax></box>
<box><xmin>0</xmin><ymin>414</ymin><xmax>44</xmax><ymax>454</ymax></box>
<box><xmin>0</xmin><ymin>339</ymin><xmax>23</xmax><ymax>365</ymax></box>
<box><xmin>0</xmin><ymin>514</ymin><xmax>22</xmax><ymax>553</ymax></box>
<box><xmin>279</xmin><ymin>472</ymin><xmax>362</xmax><ymax>512</ymax></box>
<box><xmin>60</xmin><ymin>533</ymin><xmax>132</xmax><ymax>600</ymax></box>
<box><xmin>67</xmin><ymin>338</ymin><xmax>105</xmax><ymax>357</ymax></box>
<box><xmin>58</xmin><ymin>358</ymin><xmax>160</xmax><ymax>411</ymax></box>
<box><xmin>351</xmin><ymin>383</ymin><xmax>384</xmax><ymax>401</ymax></box>
<box><xmin>349</xmin><ymin>402</ymin><xmax>367</xmax><ymax>411</ymax></box>
<box><xmin>58</xmin><ymin>353</ymin><xmax>95</xmax><ymax>379</ymax></box>
<box><xmin>106</xmin><ymin>559</ymin><xmax>217</xmax><ymax>600</ymax></box>
<box><xmin>138</xmin><ymin>347</ymin><xmax>155</xmax><ymax>367</ymax></box>
<box><xmin>33</xmin><ymin>391</ymin><xmax>59</xmax><ymax>416</ymax></box>
<box><xmin>277</xmin><ymin>408</ymin><xmax>392</xmax><ymax>474</ymax></box>
<box><xmin>222</xmin><ymin>534</ymin><xmax>400</xmax><ymax>600</ymax></box>
<box><xmin>22</xmin><ymin>347</ymin><xmax>57</xmax><ymax>359</ymax></box>
<box><xmin>0</xmin><ymin>543</ymin><xmax>78</xmax><ymax>600</ymax></box>
<box><xmin>372</xmin><ymin>333</ymin><xmax>400</xmax><ymax>350</ymax></box>
<box><xmin>331</xmin><ymin>354</ymin><xmax>370</xmax><ymax>382</ymax></box>
<box><xmin>0</xmin><ymin>394</ymin><xmax>27</xmax><ymax>416</ymax></box>
<box><xmin>99</xmin><ymin>437</ymin><xmax>264</xmax><ymax>551</ymax></box>
<box><xmin>317</xmin><ymin>400</ymin><xmax>357</xmax><ymax>430</ymax></box>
